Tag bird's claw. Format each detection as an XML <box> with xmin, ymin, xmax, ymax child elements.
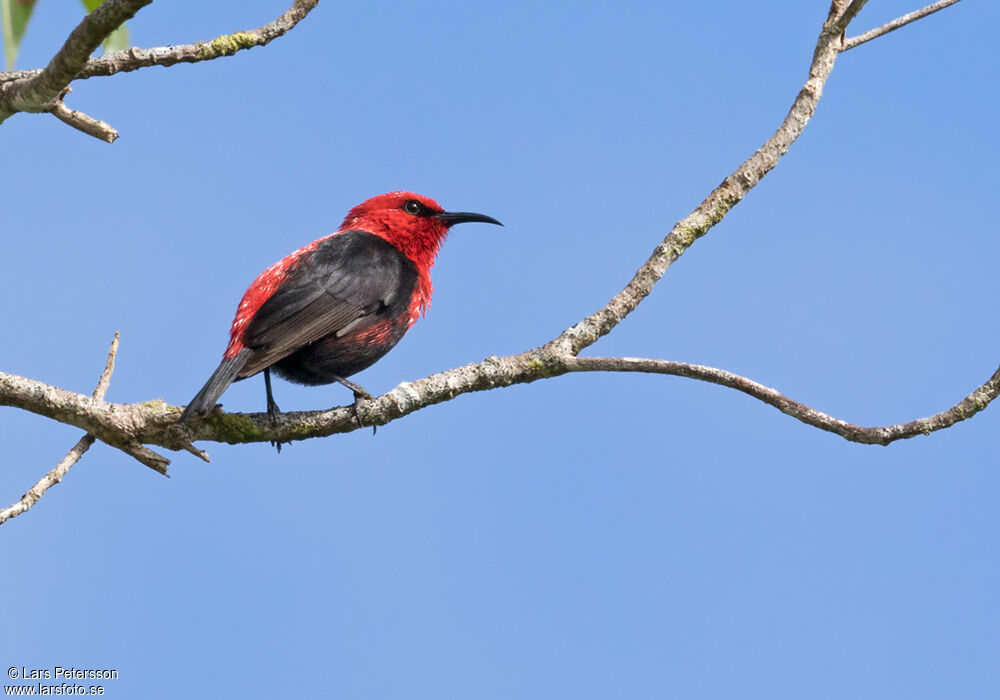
<box><xmin>351</xmin><ymin>391</ymin><xmax>376</xmax><ymax>435</ymax></box>
<box><xmin>266</xmin><ymin>397</ymin><xmax>286</xmax><ymax>452</ymax></box>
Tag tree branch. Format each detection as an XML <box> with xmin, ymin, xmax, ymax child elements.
<box><xmin>0</xmin><ymin>0</ymin><xmax>152</xmax><ymax>121</ymax></box>
<box><xmin>0</xmin><ymin>332</ymin><xmax>120</xmax><ymax>526</ymax></box>
<box><xmin>564</xmin><ymin>357</ymin><xmax>1000</xmax><ymax>446</ymax></box>
<box><xmin>0</xmin><ymin>435</ymin><xmax>98</xmax><ymax>526</ymax></box>
<box><xmin>0</xmin><ymin>0</ymin><xmax>321</xmax><ymax>84</ymax></box>
<box><xmin>48</xmin><ymin>91</ymin><xmax>119</xmax><ymax>142</ymax></box>
<box><xmin>826</xmin><ymin>0</ymin><xmax>869</xmax><ymax>38</ymax></box>
<box><xmin>5</xmin><ymin>335</ymin><xmax>998</xmax><ymax>471</ymax></box>
<box><xmin>67</xmin><ymin>0</ymin><xmax>320</xmax><ymax>81</ymax></box>
<box><xmin>0</xmin><ymin>0</ymin><xmax>320</xmax><ymax>140</ymax></box>
<box><xmin>843</xmin><ymin>0</ymin><xmax>962</xmax><ymax>50</ymax></box>
<box><xmin>93</xmin><ymin>333</ymin><xmax>119</xmax><ymax>398</ymax></box>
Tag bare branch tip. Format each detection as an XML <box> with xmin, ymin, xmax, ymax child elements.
<box><xmin>93</xmin><ymin>331</ymin><xmax>120</xmax><ymax>400</ymax></box>
<box><xmin>111</xmin><ymin>440</ymin><xmax>171</xmax><ymax>476</ymax></box>
<box><xmin>182</xmin><ymin>441</ymin><xmax>211</xmax><ymax>463</ymax></box>
<box><xmin>0</xmin><ymin>434</ymin><xmax>96</xmax><ymax>526</ymax></box>
<box><xmin>843</xmin><ymin>0</ymin><xmax>962</xmax><ymax>50</ymax></box>
<box><xmin>48</xmin><ymin>99</ymin><xmax>120</xmax><ymax>143</ymax></box>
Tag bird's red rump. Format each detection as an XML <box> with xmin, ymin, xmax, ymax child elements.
<box><xmin>341</xmin><ymin>317</ymin><xmax>398</xmax><ymax>347</ymax></box>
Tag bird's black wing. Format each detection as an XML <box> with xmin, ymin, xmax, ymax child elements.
<box><xmin>239</xmin><ymin>231</ymin><xmax>415</xmax><ymax>377</ymax></box>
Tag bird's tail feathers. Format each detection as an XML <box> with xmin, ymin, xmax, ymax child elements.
<box><xmin>178</xmin><ymin>349</ymin><xmax>251</xmax><ymax>423</ymax></box>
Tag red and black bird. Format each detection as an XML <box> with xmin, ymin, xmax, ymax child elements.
<box><xmin>179</xmin><ymin>191</ymin><xmax>501</xmax><ymax>423</ymax></box>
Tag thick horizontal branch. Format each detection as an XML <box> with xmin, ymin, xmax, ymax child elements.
<box><xmin>4</xmin><ymin>339</ymin><xmax>997</xmax><ymax>469</ymax></box>
<box><xmin>565</xmin><ymin>356</ymin><xmax>1000</xmax><ymax>446</ymax></box>
<box><xmin>844</xmin><ymin>0</ymin><xmax>962</xmax><ymax>50</ymax></box>
<box><xmin>0</xmin><ymin>347</ymin><xmax>559</xmax><ymax>458</ymax></box>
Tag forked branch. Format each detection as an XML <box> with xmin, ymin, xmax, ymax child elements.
<box><xmin>844</xmin><ymin>0</ymin><xmax>962</xmax><ymax>50</ymax></box>
<box><xmin>0</xmin><ymin>0</ymin><xmax>320</xmax><ymax>140</ymax></box>
<box><xmin>0</xmin><ymin>333</ymin><xmax>120</xmax><ymax>525</ymax></box>
<box><xmin>48</xmin><ymin>88</ymin><xmax>119</xmax><ymax>142</ymax></box>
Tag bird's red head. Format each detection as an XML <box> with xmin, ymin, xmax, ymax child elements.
<box><xmin>340</xmin><ymin>191</ymin><xmax>501</xmax><ymax>275</ymax></box>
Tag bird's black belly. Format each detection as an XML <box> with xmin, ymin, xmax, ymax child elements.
<box><xmin>271</xmin><ymin>316</ymin><xmax>410</xmax><ymax>385</ymax></box>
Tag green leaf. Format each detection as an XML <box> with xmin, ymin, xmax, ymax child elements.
<box><xmin>2</xmin><ymin>0</ymin><xmax>39</xmax><ymax>70</ymax></box>
<box><xmin>102</xmin><ymin>23</ymin><xmax>127</xmax><ymax>53</ymax></box>
<box><xmin>79</xmin><ymin>0</ymin><xmax>130</xmax><ymax>54</ymax></box>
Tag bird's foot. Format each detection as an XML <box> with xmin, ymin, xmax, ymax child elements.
<box><xmin>262</xmin><ymin>368</ymin><xmax>287</xmax><ymax>452</ymax></box>
<box><xmin>267</xmin><ymin>395</ymin><xmax>281</xmax><ymax>423</ymax></box>
<box><xmin>266</xmin><ymin>397</ymin><xmax>286</xmax><ymax>452</ymax></box>
<box><xmin>350</xmin><ymin>390</ymin><xmax>377</xmax><ymax>435</ymax></box>
<box><xmin>331</xmin><ymin>376</ymin><xmax>375</xmax><ymax>434</ymax></box>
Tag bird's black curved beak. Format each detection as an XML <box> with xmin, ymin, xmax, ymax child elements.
<box><xmin>435</xmin><ymin>211</ymin><xmax>503</xmax><ymax>227</ymax></box>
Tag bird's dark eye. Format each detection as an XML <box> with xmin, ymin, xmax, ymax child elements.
<box><xmin>403</xmin><ymin>200</ymin><xmax>424</xmax><ymax>215</ymax></box>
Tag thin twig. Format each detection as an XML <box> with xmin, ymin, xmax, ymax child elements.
<box><xmin>843</xmin><ymin>0</ymin><xmax>962</xmax><ymax>50</ymax></box>
<box><xmin>117</xmin><ymin>442</ymin><xmax>170</xmax><ymax>475</ymax></box>
<box><xmin>565</xmin><ymin>357</ymin><xmax>1000</xmax><ymax>446</ymax></box>
<box><xmin>0</xmin><ymin>0</ymin><xmax>319</xmax><ymax>85</ymax></box>
<box><xmin>66</xmin><ymin>0</ymin><xmax>320</xmax><ymax>81</ymax></box>
<box><xmin>180</xmin><ymin>441</ymin><xmax>211</xmax><ymax>462</ymax></box>
<box><xmin>49</xmin><ymin>97</ymin><xmax>118</xmax><ymax>142</ymax></box>
<box><xmin>0</xmin><ymin>435</ymin><xmax>98</xmax><ymax>525</ymax></box>
<box><xmin>0</xmin><ymin>332</ymin><xmax>119</xmax><ymax>526</ymax></box>
<box><xmin>94</xmin><ymin>332</ymin><xmax>120</xmax><ymax>399</ymax></box>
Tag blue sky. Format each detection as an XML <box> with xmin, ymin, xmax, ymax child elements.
<box><xmin>2</xmin><ymin>1</ymin><xmax>998</xmax><ymax>698</ymax></box>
